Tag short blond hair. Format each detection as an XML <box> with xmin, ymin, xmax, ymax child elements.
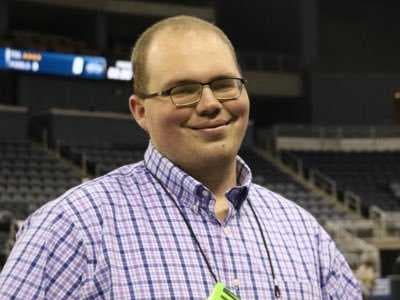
<box><xmin>131</xmin><ymin>15</ymin><xmax>240</xmax><ymax>95</ymax></box>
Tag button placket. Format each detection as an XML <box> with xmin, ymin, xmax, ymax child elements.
<box><xmin>233</xmin><ymin>278</ymin><xmax>240</xmax><ymax>288</ymax></box>
<box><xmin>223</xmin><ymin>226</ymin><xmax>232</xmax><ymax>237</ymax></box>
<box><xmin>191</xmin><ymin>202</ymin><xmax>200</xmax><ymax>214</ymax></box>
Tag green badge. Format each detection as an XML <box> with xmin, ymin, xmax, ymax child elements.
<box><xmin>208</xmin><ymin>282</ymin><xmax>240</xmax><ymax>300</ymax></box>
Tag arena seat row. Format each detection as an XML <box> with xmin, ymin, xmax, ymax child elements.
<box><xmin>239</xmin><ymin>148</ymin><xmax>356</xmax><ymax>222</ymax></box>
<box><xmin>0</xmin><ymin>139</ymin><xmax>82</xmax><ymax>219</ymax></box>
<box><xmin>63</xmin><ymin>143</ymin><xmax>145</xmax><ymax>176</ymax></box>
<box><xmin>285</xmin><ymin>150</ymin><xmax>400</xmax><ymax>211</ymax></box>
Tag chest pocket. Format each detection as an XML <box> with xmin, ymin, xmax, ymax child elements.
<box><xmin>279</xmin><ymin>279</ymin><xmax>321</xmax><ymax>300</ymax></box>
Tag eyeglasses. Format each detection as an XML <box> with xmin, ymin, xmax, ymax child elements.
<box><xmin>138</xmin><ymin>77</ymin><xmax>246</xmax><ymax>107</ymax></box>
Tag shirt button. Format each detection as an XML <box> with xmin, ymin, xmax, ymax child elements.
<box><xmin>223</xmin><ymin>227</ymin><xmax>232</xmax><ymax>237</ymax></box>
<box><xmin>202</xmin><ymin>190</ymin><xmax>209</xmax><ymax>197</ymax></box>
<box><xmin>191</xmin><ymin>203</ymin><xmax>199</xmax><ymax>213</ymax></box>
<box><xmin>233</xmin><ymin>278</ymin><xmax>240</xmax><ymax>287</ymax></box>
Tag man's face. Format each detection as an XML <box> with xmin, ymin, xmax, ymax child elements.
<box><xmin>131</xmin><ymin>29</ymin><xmax>250</xmax><ymax>171</ymax></box>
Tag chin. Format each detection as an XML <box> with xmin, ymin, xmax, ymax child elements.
<box><xmin>198</xmin><ymin>141</ymin><xmax>239</xmax><ymax>161</ymax></box>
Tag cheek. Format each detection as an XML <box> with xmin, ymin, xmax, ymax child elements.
<box><xmin>225</xmin><ymin>96</ymin><xmax>250</xmax><ymax>120</ymax></box>
<box><xmin>146</xmin><ymin>106</ymin><xmax>192</xmax><ymax>139</ymax></box>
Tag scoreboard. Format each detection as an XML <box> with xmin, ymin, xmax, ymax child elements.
<box><xmin>0</xmin><ymin>47</ymin><xmax>132</xmax><ymax>81</ymax></box>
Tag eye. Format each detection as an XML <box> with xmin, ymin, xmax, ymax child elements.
<box><xmin>170</xmin><ymin>84</ymin><xmax>200</xmax><ymax>100</ymax></box>
<box><xmin>211</xmin><ymin>79</ymin><xmax>236</xmax><ymax>92</ymax></box>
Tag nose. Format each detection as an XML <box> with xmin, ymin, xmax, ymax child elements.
<box><xmin>195</xmin><ymin>85</ymin><xmax>223</xmax><ymax>117</ymax></box>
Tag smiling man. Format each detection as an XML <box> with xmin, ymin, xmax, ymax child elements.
<box><xmin>130</xmin><ymin>19</ymin><xmax>249</xmax><ymax>221</ymax></box>
<box><xmin>0</xmin><ymin>16</ymin><xmax>361</xmax><ymax>299</ymax></box>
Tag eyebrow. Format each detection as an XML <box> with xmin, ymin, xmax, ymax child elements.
<box><xmin>162</xmin><ymin>73</ymin><xmax>239</xmax><ymax>90</ymax></box>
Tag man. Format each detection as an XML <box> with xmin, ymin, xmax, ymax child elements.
<box><xmin>0</xmin><ymin>16</ymin><xmax>361</xmax><ymax>299</ymax></box>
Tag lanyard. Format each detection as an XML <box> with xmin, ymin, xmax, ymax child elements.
<box><xmin>158</xmin><ymin>182</ymin><xmax>281</xmax><ymax>298</ymax></box>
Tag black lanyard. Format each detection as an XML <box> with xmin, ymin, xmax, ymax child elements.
<box><xmin>158</xmin><ymin>182</ymin><xmax>282</xmax><ymax>298</ymax></box>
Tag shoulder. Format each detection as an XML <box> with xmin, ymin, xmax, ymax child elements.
<box><xmin>249</xmin><ymin>183</ymin><xmax>320</xmax><ymax>229</ymax></box>
<box><xmin>62</xmin><ymin>161</ymin><xmax>147</xmax><ymax>208</ymax></box>
<box><xmin>20</xmin><ymin>161</ymin><xmax>149</xmax><ymax>245</ymax></box>
<box><xmin>0</xmin><ymin>162</ymin><xmax>151</xmax><ymax>298</ymax></box>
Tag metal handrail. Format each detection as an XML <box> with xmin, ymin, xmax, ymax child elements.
<box><xmin>369</xmin><ymin>206</ymin><xmax>400</xmax><ymax>237</ymax></box>
<box><xmin>344</xmin><ymin>190</ymin><xmax>362</xmax><ymax>215</ymax></box>
<box><xmin>274</xmin><ymin>124</ymin><xmax>400</xmax><ymax>138</ymax></box>
<box><xmin>309</xmin><ymin>168</ymin><xmax>337</xmax><ymax>197</ymax></box>
<box><xmin>370</xmin><ymin>205</ymin><xmax>386</xmax><ymax>229</ymax></box>
<box><xmin>325</xmin><ymin>220</ymin><xmax>381</xmax><ymax>275</ymax></box>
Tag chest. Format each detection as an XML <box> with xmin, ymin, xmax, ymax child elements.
<box><xmin>85</xmin><ymin>206</ymin><xmax>322</xmax><ymax>299</ymax></box>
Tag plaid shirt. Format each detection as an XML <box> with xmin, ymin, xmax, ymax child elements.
<box><xmin>0</xmin><ymin>143</ymin><xmax>361</xmax><ymax>299</ymax></box>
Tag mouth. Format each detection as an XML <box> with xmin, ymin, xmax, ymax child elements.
<box><xmin>189</xmin><ymin>120</ymin><xmax>231</xmax><ymax>130</ymax></box>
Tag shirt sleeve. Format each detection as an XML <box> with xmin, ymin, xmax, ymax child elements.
<box><xmin>0</xmin><ymin>204</ymin><xmax>87</xmax><ymax>299</ymax></box>
<box><xmin>318</xmin><ymin>225</ymin><xmax>362</xmax><ymax>300</ymax></box>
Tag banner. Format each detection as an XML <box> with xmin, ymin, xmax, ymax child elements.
<box><xmin>0</xmin><ymin>47</ymin><xmax>107</xmax><ymax>80</ymax></box>
<box><xmin>106</xmin><ymin>59</ymin><xmax>132</xmax><ymax>81</ymax></box>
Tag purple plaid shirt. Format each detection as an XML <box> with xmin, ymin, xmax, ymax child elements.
<box><xmin>0</xmin><ymin>143</ymin><xmax>361</xmax><ymax>299</ymax></box>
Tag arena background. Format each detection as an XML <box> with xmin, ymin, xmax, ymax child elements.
<box><xmin>0</xmin><ymin>0</ymin><xmax>400</xmax><ymax>298</ymax></box>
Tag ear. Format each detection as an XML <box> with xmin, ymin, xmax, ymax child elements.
<box><xmin>129</xmin><ymin>94</ymin><xmax>148</xmax><ymax>132</ymax></box>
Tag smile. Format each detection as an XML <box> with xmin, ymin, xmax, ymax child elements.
<box><xmin>189</xmin><ymin>120</ymin><xmax>231</xmax><ymax>130</ymax></box>
<box><xmin>187</xmin><ymin>121</ymin><xmax>232</xmax><ymax>140</ymax></box>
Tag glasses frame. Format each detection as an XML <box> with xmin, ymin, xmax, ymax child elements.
<box><xmin>137</xmin><ymin>77</ymin><xmax>247</xmax><ymax>107</ymax></box>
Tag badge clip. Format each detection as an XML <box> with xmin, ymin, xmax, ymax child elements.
<box><xmin>208</xmin><ymin>282</ymin><xmax>240</xmax><ymax>300</ymax></box>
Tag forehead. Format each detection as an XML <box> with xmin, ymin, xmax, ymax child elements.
<box><xmin>145</xmin><ymin>28</ymin><xmax>239</xmax><ymax>89</ymax></box>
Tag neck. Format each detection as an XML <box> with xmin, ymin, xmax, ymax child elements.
<box><xmin>188</xmin><ymin>157</ymin><xmax>237</xmax><ymax>198</ymax></box>
<box><xmin>185</xmin><ymin>156</ymin><xmax>238</xmax><ymax>222</ymax></box>
<box><xmin>192</xmin><ymin>159</ymin><xmax>236</xmax><ymax>222</ymax></box>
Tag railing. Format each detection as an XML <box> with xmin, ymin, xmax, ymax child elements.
<box><xmin>344</xmin><ymin>191</ymin><xmax>362</xmax><ymax>215</ymax></box>
<box><xmin>273</xmin><ymin>124</ymin><xmax>400</xmax><ymax>138</ymax></box>
<box><xmin>277</xmin><ymin>149</ymin><xmax>366</xmax><ymax>217</ymax></box>
<box><xmin>332</xmin><ymin>219</ymin><xmax>378</xmax><ymax>239</ymax></box>
<box><xmin>325</xmin><ymin>220</ymin><xmax>381</xmax><ymax>275</ymax></box>
<box><xmin>370</xmin><ymin>206</ymin><xmax>400</xmax><ymax>237</ymax></box>
<box><xmin>278</xmin><ymin>150</ymin><xmax>303</xmax><ymax>176</ymax></box>
<box><xmin>261</xmin><ymin>124</ymin><xmax>400</xmax><ymax>219</ymax></box>
<box><xmin>258</xmin><ymin>125</ymin><xmax>400</xmax><ymax>153</ymax></box>
<box><xmin>309</xmin><ymin>169</ymin><xmax>337</xmax><ymax>197</ymax></box>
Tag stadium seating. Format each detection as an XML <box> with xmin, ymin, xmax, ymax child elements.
<box><xmin>63</xmin><ymin>143</ymin><xmax>145</xmax><ymax>176</ymax></box>
<box><xmin>285</xmin><ymin>151</ymin><xmax>400</xmax><ymax>211</ymax></box>
<box><xmin>32</xmin><ymin>108</ymin><xmax>147</xmax><ymax>148</ymax></box>
<box><xmin>0</xmin><ymin>139</ymin><xmax>82</xmax><ymax>219</ymax></box>
<box><xmin>240</xmin><ymin>148</ymin><xmax>356</xmax><ymax>222</ymax></box>
<box><xmin>0</xmin><ymin>105</ymin><xmax>28</xmax><ymax>140</ymax></box>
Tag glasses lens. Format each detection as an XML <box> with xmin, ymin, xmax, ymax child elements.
<box><xmin>170</xmin><ymin>83</ymin><xmax>201</xmax><ymax>105</ymax></box>
<box><xmin>211</xmin><ymin>78</ymin><xmax>242</xmax><ymax>100</ymax></box>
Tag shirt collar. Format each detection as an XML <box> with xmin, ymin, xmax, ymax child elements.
<box><xmin>144</xmin><ymin>142</ymin><xmax>252</xmax><ymax>213</ymax></box>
